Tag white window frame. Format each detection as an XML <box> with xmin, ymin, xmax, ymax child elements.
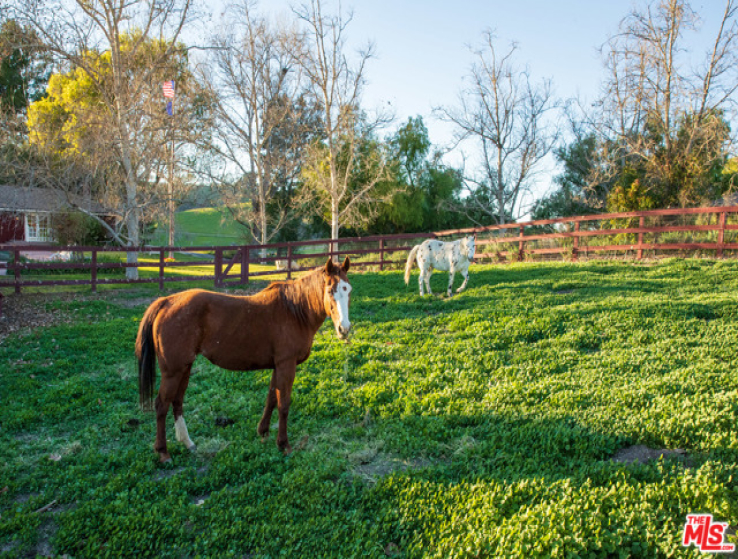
<box><xmin>25</xmin><ymin>212</ymin><xmax>52</xmax><ymax>242</ymax></box>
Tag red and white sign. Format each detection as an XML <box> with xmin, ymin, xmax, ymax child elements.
<box><xmin>682</xmin><ymin>514</ymin><xmax>735</xmax><ymax>553</ymax></box>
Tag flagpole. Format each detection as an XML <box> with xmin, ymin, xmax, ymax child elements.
<box><xmin>168</xmin><ymin>122</ymin><xmax>174</xmax><ymax>259</ymax></box>
<box><xmin>163</xmin><ymin>80</ymin><xmax>176</xmax><ymax>260</ymax></box>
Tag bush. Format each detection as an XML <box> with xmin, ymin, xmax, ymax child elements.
<box><xmin>51</xmin><ymin>211</ymin><xmax>109</xmax><ymax>246</ymax></box>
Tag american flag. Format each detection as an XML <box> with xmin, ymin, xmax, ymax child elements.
<box><xmin>162</xmin><ymin>80</ymin><xmax>175</xmax><ymax>98</ymax></box>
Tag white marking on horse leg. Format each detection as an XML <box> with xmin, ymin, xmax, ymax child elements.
<box><xmin>174</xmin><ymin>415</ymin><xmax>195</xmax><ymax>450</ymax></box>
<box><xmin>418</xmin><ymin>272</ymin><xmax>425</xmax><ymax>296</ymax></box>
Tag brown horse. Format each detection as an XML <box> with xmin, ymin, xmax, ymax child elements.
<box><xmin>136</xmin><ymin>257</ymin><xmax>352</xmax><ymax>462</ymax></box>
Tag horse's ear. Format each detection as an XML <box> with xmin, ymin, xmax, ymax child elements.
<box><xmin>324</xmin><ymin>257</ymin><xmax>336</xmax><ymax>275</ymax></box>
<box><xmin>342</xmin><ymin>256</ymin><xmax>350</xmax><ymax>273</ymax></box>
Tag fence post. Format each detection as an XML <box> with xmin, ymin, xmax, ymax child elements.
<box><xmin>286</xmin><ymin>245</ymin><xmax>293</xmax><ymax>280</ymax></box>
<box><xmin>91</xmin><ymin>248</ymin><xmax>97</xmax><ymax>293</ymax></box>
<box><xmin>13</xmin><ymin>248</ymin><xmax>20</xmax><ymax>294</ymax></box>
<box><xmin>159</xmin><ymin>249</ymin><xmax>165</xmax><ymax>290</ymax></box>
<box><xmin>518</xmin><ymin>226</ymin><xmax>525</xmax><ymax>262</ymax></box>
<box><xmin>637</xmin><ymin>216</ymin><xmax>645</xmax><ymax>259</ymax></box>
<box><xmin>717</xmin><ymin>209</ymin><xmax>727</xmax><ymax>258</ymax></box>
<box><xmin>241</xmin><ymin>246</ymin><xmax>249</xmax><ymax>284</ymax></box>
<box><xmin>572</xmin><ymin>222</ymin><xmax>579</xmax><ymax>261</ymax></box>
<box><xmin>214</xmin><ymin>247</ymin><xmax>223</xmax><ymax>288</ymax></box>
<box><xmin>379</xmin><ymin>239</ymin><xmax>385</xmax><ymax>271</ymax></box>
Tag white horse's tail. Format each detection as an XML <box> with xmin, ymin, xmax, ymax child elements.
<box><xmin>404</xmin><ymin>244</ymin><xmax>420</xmax><ymax>285</ymax></box>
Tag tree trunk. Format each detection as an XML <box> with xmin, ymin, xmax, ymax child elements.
<box><xmin>331</xmin><ymin>198</ymin><xmax>339</xmax><ymax>257</ymax></box>
<box><xmin>125</xmin><ymin>180</ymin><xmax>139</xmax><ymax>280</ymax></box>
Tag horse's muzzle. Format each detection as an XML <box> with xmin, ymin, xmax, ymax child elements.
<box><xmin>337</xmin><ymin>323</ymin><xmax>351</xmax><ymax>340</ymax></box>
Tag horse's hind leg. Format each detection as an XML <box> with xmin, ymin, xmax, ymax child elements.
<box><xmin>257</xmin><ymin>373</ymin><xmax>278</xmax><ymax>440</ymax></box>
<box><xmin>421</xmin><ymin>265</ymin><xmax>433</xmax><ymax>296</ymax></box>
<box><xmin>447</xmin><ymin>267</ymin><xmax>456</xmax><ymax>297</ymax></box>
<box><xmin>172</xmin><ymin>367</ymin><xmax>196</xmax><ymax>452</ymax></box>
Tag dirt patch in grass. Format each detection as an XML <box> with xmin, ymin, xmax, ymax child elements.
<box><xmin>153</xmin><ymin>466</ymin><xmax>186</xmax><ymax>482</ymax></box>
<box><xmin>111</xmin><ymin>295</ymin><xmax>157</xmax><ymax>309</ymax></box>
<box><xmin>0</xmin><ymin>293</ymin><xmax>78</xmax><ymax>342</ymax></box>
<box><xmin>611</xmin><ymin>445</ymin><xmax>691</xmax><ymax>466</ymax></box>
<box><xmin>352</xmin><ymin>452</ymin><xmax>435</xmax><ymax>482</ymax></box>
<box><xmin>35</xmin><ymin>517</ymin><xmax>58</xmax><ymax>557</ymax></box>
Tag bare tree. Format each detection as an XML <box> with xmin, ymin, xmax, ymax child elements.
<box><xmin>200</xmin><ymin>0</ymin><xmax>314</xmax><ymax>249</ymax></box>
<box><xmin>293</xmin><ymin>0</ymin><xmax>392</xmax><ymax>241</ymax></box>
<box><xmin>586</xmin><ymin>0</ymin><xmax>738</xmax><ymax>206</ymax></box>
<box><xmin>437</xmin><ymin>31</ymin><xmax>559</xmax><ymax>225</ymax></box>
<box><xmin>12</xmin><ymin>0</ymin><xmax>198</xmax><ymax>278</ymax></box>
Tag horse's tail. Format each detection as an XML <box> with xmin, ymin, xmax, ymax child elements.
<box><xmin>136</xmin><ymin>297</ymin><xmax>168</xmax><ymax>411</ymax></box>
<box><xmin>404</xmin><ymin>244</ymin><xmax>420</xmax><ymax>285</ymax></box>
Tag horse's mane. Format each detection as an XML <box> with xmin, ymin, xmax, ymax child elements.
<box><xmin>263</xmin><ymin>267</ymin><xmax>325</xmax><ymax>326</ymax></box>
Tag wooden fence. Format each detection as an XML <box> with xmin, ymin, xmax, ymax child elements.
<box><xmin>1</xmin><ymin>205</ymin><xmax>738</xmax><ymax>295</ymax></box>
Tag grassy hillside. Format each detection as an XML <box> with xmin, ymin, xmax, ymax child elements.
<box><xmin>149</xmin><ymin>206</ymin><xmax>248</xmax><ymax>246</ymax></box>
<box><xmin>2</xmin><ymin>259</ymin><xmax>738</xmax><ymax>557</ymax></box>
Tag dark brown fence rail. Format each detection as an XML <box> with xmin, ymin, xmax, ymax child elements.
<box><xmin>0</xmin><ymin>232</ymin><xmax>435</xmax><ymax>294</ymax></box>
<box><xmin>1</xmin><ymin>205</ymin><xmax>737</xmax><ymax>294</ymax></box>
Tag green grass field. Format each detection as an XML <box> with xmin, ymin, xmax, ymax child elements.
<box><xmin>148</xmin><ymin>206</ymin><xmax>248</xmax><ymax>246</ymax></box>
<box><xmin>2</xmin><ymin>259</ymin><xmax>738</xmax><ymax>557</ymax></box>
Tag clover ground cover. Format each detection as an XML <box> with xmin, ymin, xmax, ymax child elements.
<box><xmin>1</xmin><ymin>259</ymin><xmax>738</xmax><ymax>557</ymax></box>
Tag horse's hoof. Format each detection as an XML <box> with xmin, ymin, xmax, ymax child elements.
<box><xmin>159</xmin><ymin>453</ymin><xmax>172</xmax><ymax>464</ymax></box>
<box><xmin>187</xmin><ymin>444</ymin><xmax>197</xmax><ymax>453</ymax></box>
<box><xmin>282</xmin><ymin>445</ymin><xmax>293</xmax><ymax>456</ymax></box>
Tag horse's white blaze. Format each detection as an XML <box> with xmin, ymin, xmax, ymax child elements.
<box><xmin>333</xmin><ymin>279</ymin><xmax>352</xmax><ymax>335</ymax></box>
<box><xmin>174</xmin><ymin>416</ymin><xmax>195</xmax><ymax>449</ymax></box>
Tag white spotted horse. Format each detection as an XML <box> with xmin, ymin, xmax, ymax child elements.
<box><xmin>404</xmin><ymin>236</ymin><xmax>475</xmax><ymax>297</ymax></box>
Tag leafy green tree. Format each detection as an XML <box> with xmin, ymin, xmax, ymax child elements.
<box><xmin>369</xmin><ymin>116</ymin><xmax>469</xmax><ymax>234</ymax></box>
<box><xmin>15</xmin><ymin>0</ymin><xmax>197</xmax><ymax>278</ymax></box>
<box><xmin>531</xmin><ymin>134</ymin><xmax>605</xmax><ymax>220</ymax></box>
<box><xmin>0</xmin><ymin>19</ymin><xmax>50</xmax><ymax>116</ymax></box>
<box><xmin>0</xmin><ymin>18</ymin><xmax>52</xmax><ymax>185</ymax></box>
<box><xmin>24</xmin><ymin>31</ymin><xmax>201</xmax><ymax>264</ymax></box>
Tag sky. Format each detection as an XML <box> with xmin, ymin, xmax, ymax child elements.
<box><xmin>205</xmin><ymin>0</ymin><xmax>733</xmax><ymax>207</ymax></box>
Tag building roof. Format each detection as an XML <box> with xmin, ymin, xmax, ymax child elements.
<box><xmin>0</xmin><ymin>185</ymin><xmax>109</xmax><ymax>214</ymax></box>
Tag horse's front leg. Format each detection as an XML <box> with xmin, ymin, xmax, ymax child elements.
<box><xmin>257</xmin><ymin>374</ymin><xmax>277</xmax><ymax>440</ymax></box>
<box><xmin>275</xmin><ymin>360</ymin><xmax>297</xmax><ymax>455</ymax></box>
<box><xmin>456</xmin><ymin>266</ymin><xmax>470</xmax><ymax>293</ymax></box>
